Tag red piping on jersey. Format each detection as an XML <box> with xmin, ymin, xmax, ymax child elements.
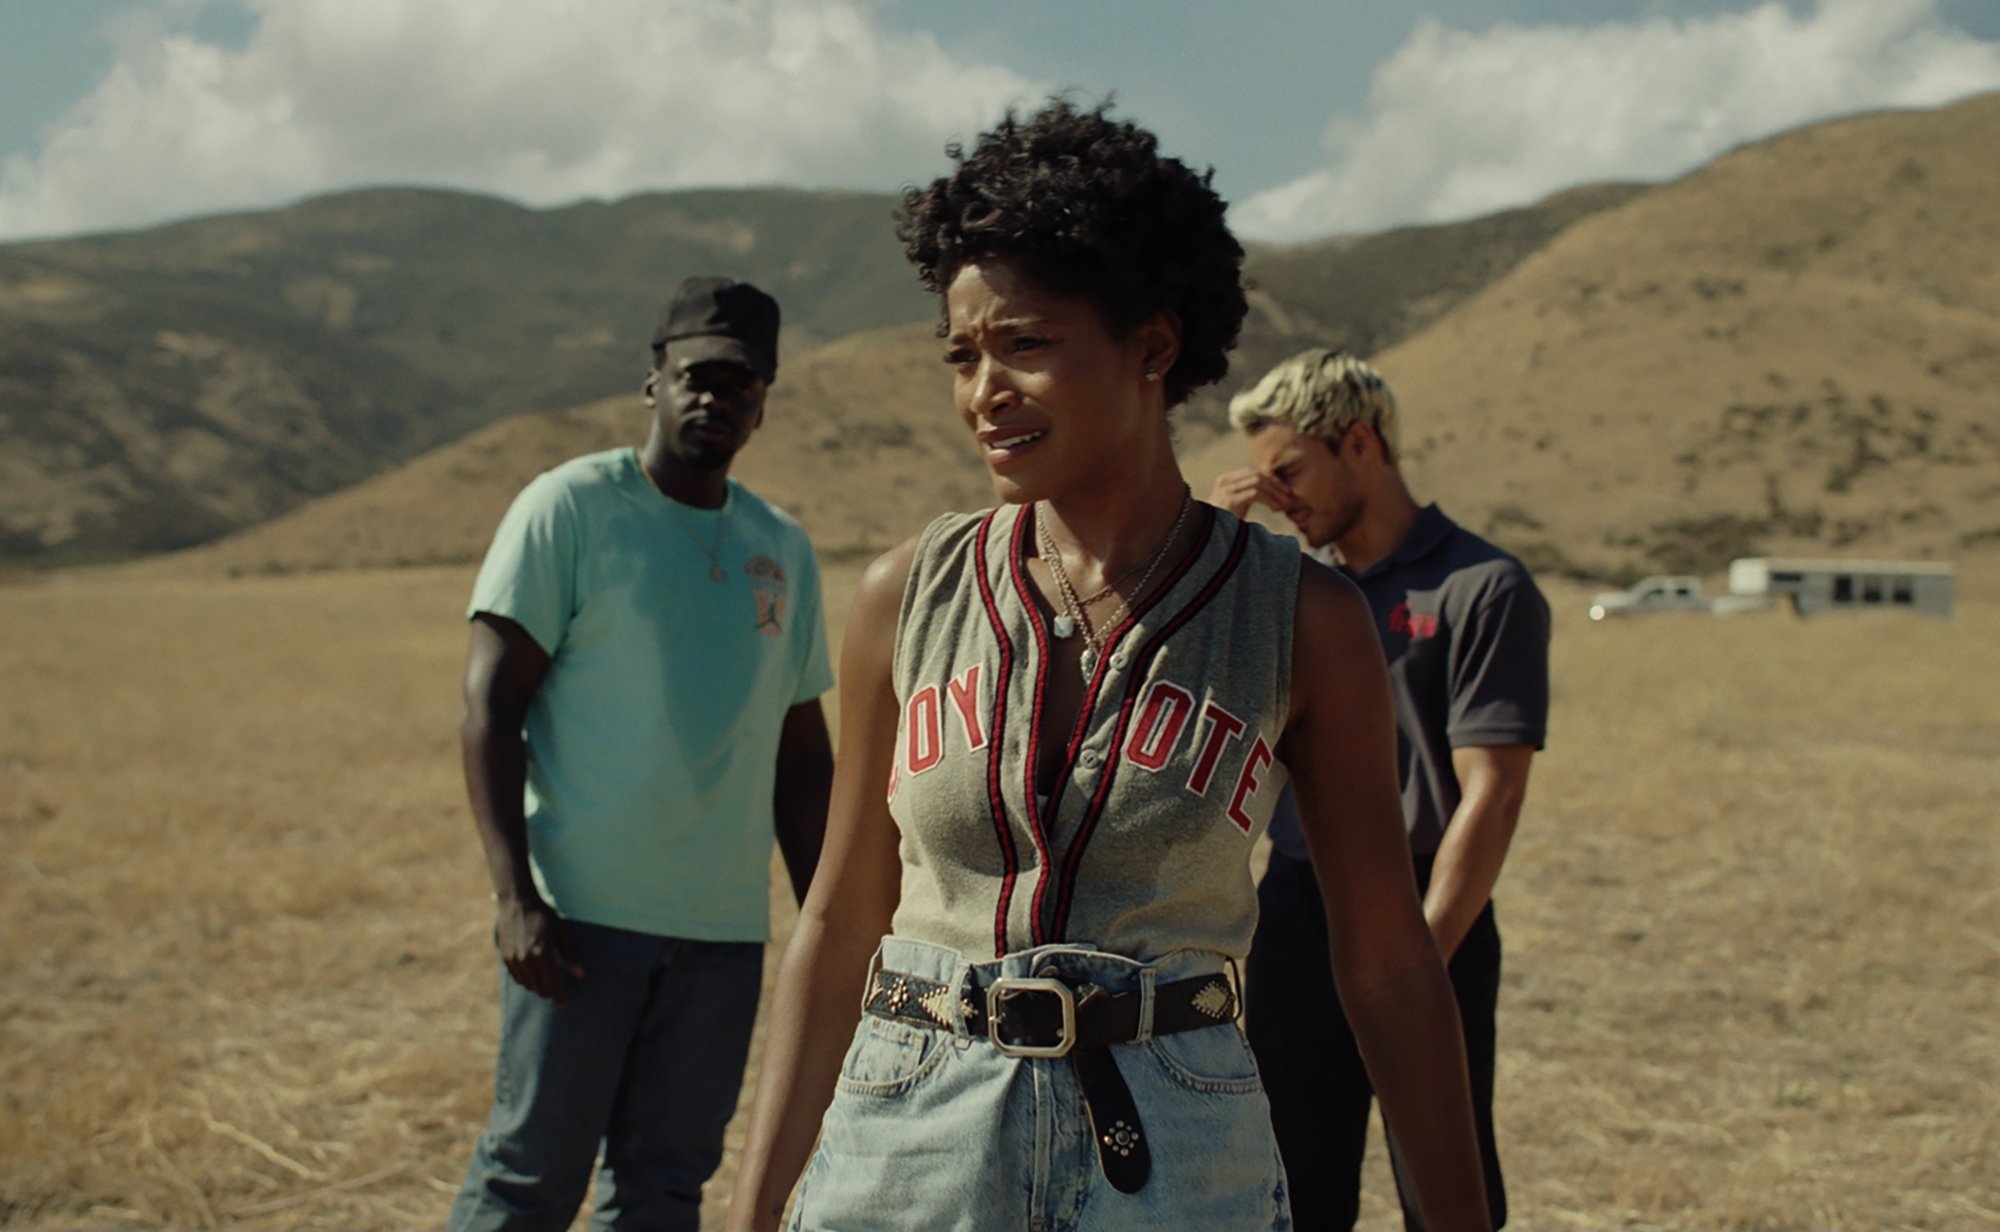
<box><xmin>1002</xmin><ymin>506</ymin><xmax>1061</xmax><ymax>949</ymax></box>
<box><xmin>972</xmin><ymin>509</ymin><xmax>1023</xmax><ymax>958</ymax></box>
<box><xmin>1049</xmin><ymin>510</ymin><xmax>1249</xmax><ymax>942</ymax></box>
<box><xmin>1035</xmin><ymin>505</ymin><xmax>1220</xmax><ymax>838</ymax></box>
<box><xmin>1014</xmin><ymin>499</ymin><xmax>1123</xmax><ymax>947</ymax></box>
<box><xmin>1006</xmin><ymin>505</ymin><xmax>1059</xmax><ymax>947</ymax></box>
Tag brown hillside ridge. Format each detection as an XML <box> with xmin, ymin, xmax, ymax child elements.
<box><xmin>0</xmin><ymin>187</ymin><xmax>932</xmax><ymax>567</ymax></box>
<box><xmin>1196</xmin><ymin>90</ymin><xmax>2000</xmax><ymax>580</ymax></box>
<box><xmin>120</xmin><ymin>93</ymin><xmax>2000</xmax><ymax>583</ymax></box>
<box><xmin>1235</xmin><ymin>180</ymin><xmax>1648</xmax><ymax>374</ymax></box>
<box><xmin>142</xmin><ymin>323</ymin><xmax>997</xmax><ymax>578</ymax></box>
<box><xmin>127</xmin><ymin>397</ymin><xmax>635</xmax><ymax>579</ymax></box>
<box><xmin>142</xmin><ymin>190</ymin><xmax>1654</xmax><ymax>579</ymax></box>
<box><xmin>6</xmin><ymin>166</ymin><xmax>1640</xmax><ymax>571</ymax></box>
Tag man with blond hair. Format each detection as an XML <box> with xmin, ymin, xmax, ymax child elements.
<box><xmin>1210</xmin><ymin>348</ymin><xmax>1549</xmax><ymax>1232</ymax></box>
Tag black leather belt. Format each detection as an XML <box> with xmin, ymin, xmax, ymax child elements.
<box><xmin>863</xmin><ymin>966</ymin><xmax>1241</xmax><ymax>1193</ymax></box>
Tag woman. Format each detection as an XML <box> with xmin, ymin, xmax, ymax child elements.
<box><xmin>724</xmin><ymin>100</ymin><xmax>1489</xmax><ymax>1232</ymax></box>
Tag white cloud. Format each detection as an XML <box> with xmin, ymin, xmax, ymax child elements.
<box><xmin>1233</xmin><ymin>0</ymin><xmax>2000</xmax><ymax>242</ymax></box>
<box><xmin>0</xmin><ymin>0</ymin><xmax>1044</xmax><ymax>240</ymax></box>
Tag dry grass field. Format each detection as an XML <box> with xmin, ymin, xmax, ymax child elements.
<box><xmin>2</xmin><ymin>557</ymin><xmax>1996</xmax><ymax>1229</ymax></box>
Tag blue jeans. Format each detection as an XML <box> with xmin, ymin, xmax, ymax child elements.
<box><xmin>790</xmin><ymin>936</ymin><xmax>1290</xmax><ymax>1232</ymax></box>
<box><xmin>446</xmin><ymin>919</ymin><xmax>764</xmax><ymax>1232</ymax></box>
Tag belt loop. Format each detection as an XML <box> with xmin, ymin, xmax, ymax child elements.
<box><xmin>859</xmin><ymin>945</ymin><xmax>885</xmax><ymax>1015</ymax></box>
<box><xmin>1136</xmin><ymin>966</ymin><xmax>1157</xmax><ymax>1042</ymax></box>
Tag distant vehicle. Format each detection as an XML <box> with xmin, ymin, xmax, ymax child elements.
<box><xmin>1587</xmin><ymin>558</ymin><xmax>1956</xmax><ymax>621</ymax></box>
<box><xmin>1727</xmin><ymin>557</ymin><xmax>1955</xmax><ymax>618</ymax></box>
<box><xmin>1588</xmin><ymin>575</ymin><xmax>1713</xmax><ymax>621</ymax></box>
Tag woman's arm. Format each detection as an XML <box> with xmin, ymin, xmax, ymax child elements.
<box><xmin>723</xmin><ymin>539</ymin><xmax>915</xmax><ymax>1231</ymax></box>
<box><xmin>1279</xmin><ymin>562</ymin><xmax>1491</xmax><ymax>1231</ymax></box>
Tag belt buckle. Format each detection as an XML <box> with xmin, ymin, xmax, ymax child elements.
<box><xmin>986</xmin><ymin>977</ymin><xmax>1076</xmax><ymax>1058</ymax></box>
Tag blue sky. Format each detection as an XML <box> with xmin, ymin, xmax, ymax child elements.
<box><xmin>1</xmin><ymin>0</ymin><xmax>1996</xmax><ymax>244</ymax></box>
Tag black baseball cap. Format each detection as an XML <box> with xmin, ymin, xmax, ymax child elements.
<box><xmin>651</xmin><ymin>276</ymin><xmax>780</xmax><ymax>382</ymax></box>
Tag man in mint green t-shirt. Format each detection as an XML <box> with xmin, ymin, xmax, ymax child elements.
<box><xmin>446</xmin><ymin>277</ymin><xmax>833</xmax><ymax>1232</ymax></box>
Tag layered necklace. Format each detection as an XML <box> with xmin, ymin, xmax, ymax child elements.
<box><xmin>1037</xmin><ymin>485</ymin><xmax>1193</xmax><ymax>679</ymax></box>
<box><xmin>639</xmin><ymin>453</ymin><xmax>729</xmax><ymax>582</ymax></box>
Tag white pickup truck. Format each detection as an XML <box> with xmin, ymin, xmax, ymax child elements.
<box><xmin>1587</xmin><ymin>576</ymin><xmax>1770</xmax><ymax>621</ymax></box>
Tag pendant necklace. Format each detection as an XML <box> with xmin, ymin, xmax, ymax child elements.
<box><xmin>641</xmin><ymin>454</ymin><xmax>729</xmax><ymax>581</ymax></box>
<box><xmin>1037</xmin><ymin>485</ymin><xmax>1193</xmax><ymax>679</ymax></box>
<box><xmin>1036</xmin><ymin>508</ymin><xmax>1097</xmax><ymax>647</ymax></box>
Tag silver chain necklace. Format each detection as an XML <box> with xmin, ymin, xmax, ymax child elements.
<box><xmin>640</xmin><ymin>455</ymin><xmax>729</xmax><ymax>581</ymax></box>
<box><xmin>1037</xmin><ymin>485</ymin><xmax>1193</xmax><ymax>679</ymax></box>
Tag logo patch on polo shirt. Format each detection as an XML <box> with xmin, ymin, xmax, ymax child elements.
<box><xmin>1388</xmin><ymin>601</ymin><xmax>1440</xmax><ymax>640</ymax></box>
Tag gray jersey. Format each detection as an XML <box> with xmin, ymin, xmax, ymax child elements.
<box><xmin>887</xmin><ymin>503</ymin><xmax>1301</xmax><ymax>962</ymax></box>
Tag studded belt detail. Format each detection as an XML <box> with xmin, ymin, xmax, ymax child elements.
<box><xmin>863</xmin><ymin>966</ymin><xmax>1241</xmax><ymax>1193</ymax></box>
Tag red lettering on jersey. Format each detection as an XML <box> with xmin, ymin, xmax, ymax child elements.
<box><xmin>1126</xmin><ymin>681</ymin><xmax>1196</xmax><ymax>771</ymax></box>
<box><xmin>886</xmin><ymin>762</ymin><xmax>899</xmax><ymax>803</ymax></box>
<box><xmin>907</xmin><ymin>686</ymin><xmax>943</xmax><ymax>774</ymax></box>
<box><xmin>1226</xmin><ymin>737</ymin><xmax>1274</xmax><ymax>833</ymax></box>
<box><xmin>1185</xmin><ymin>702</ymin><xmax>1246</xmax><ymax>796</ymax></box>
<box><xmin>947</xmin><ymin>664</ymin><xmax>987</xmax><ymax>751</ymax></box>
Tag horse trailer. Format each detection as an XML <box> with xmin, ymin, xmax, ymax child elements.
<box><xmin>1727</xmin><ymin>557</ymin><xmax>1955</xmax><ymax>618</ymax></box>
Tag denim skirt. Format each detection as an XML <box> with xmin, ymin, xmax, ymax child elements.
<box><xmin>788</xmin><ymin>936</ymin><xmax>1291</xmax><ymax>1232</ymax></box>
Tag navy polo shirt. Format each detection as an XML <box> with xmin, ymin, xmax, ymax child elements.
<box><xmin>1268</xmin><ymin>504</ymin><xmax>1550</xmax><ymax>861</ymax></box>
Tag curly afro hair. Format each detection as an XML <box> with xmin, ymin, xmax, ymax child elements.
<box><xmin>895</xmin><ymin>97</ymin><xmax>1247</xmax><ymax>410</ymax></box>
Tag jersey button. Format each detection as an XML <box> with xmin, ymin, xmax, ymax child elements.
<box><xmin>1079</xmin><ymin>748</ymin><xmax>1103</xmax><ymax>769</ymax></box>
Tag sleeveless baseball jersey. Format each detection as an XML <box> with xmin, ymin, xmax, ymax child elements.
<box><xmin>887</xmin><ymin>502</ymin><xmax>1301</xmax><ymax>963</ymax></box>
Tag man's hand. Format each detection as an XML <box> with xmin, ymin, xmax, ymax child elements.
<box><xmin>494</xmin><ymin>895</ymin><xmax>584</xmax><ymax>1004</ymax></box>
<box><xmin>1207</xmin><ymin>467</ymin><xmax>1291</xmax><ymax>519</ymax></box>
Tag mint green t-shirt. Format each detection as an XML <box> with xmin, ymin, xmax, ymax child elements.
<box><xmin>468</xmin><ymin>447</ymin><xmax>833</xmax><ymax>941</ymax></box>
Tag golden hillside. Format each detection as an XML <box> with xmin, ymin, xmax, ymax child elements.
<box><xmin>143</xmin><ymin>323</ymin><xmax>996</xmax><ymax>578</ymax></box>
<box><xmin>116</xmin><ymin>172</ymin><xmax>1644</xmax><ymax>578</ymax></box>
<box><xmin>1195</xmin><ymin>92</ymin><xmax>2000</xmax><ymax>579</ymax></box>
<box><xmin>0</xmin><ymin>187</ymin><xmax>932</xmax><ymax>565</ymax></box>
<box><xmin>149</xmin><ymin>92</ymin><xmax>2000</xmax><ymax>583</ymax></box>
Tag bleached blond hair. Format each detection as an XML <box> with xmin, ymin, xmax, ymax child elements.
<box><xmin>1227</xmin><ymin>348</ymin><xmax>1400</xmax><ymax>463</ymax></box>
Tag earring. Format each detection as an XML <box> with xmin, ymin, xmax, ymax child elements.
<box><xmin>1144</xmin><ymin>368</ymin><xmax>1161</xmax><ymax>382</ymax></box>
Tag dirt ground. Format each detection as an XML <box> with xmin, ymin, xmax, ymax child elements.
<box><xmin>2</xmin><ymin>562</ymin><xmax>1995</xmax><ymax>1229</ymax></box>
